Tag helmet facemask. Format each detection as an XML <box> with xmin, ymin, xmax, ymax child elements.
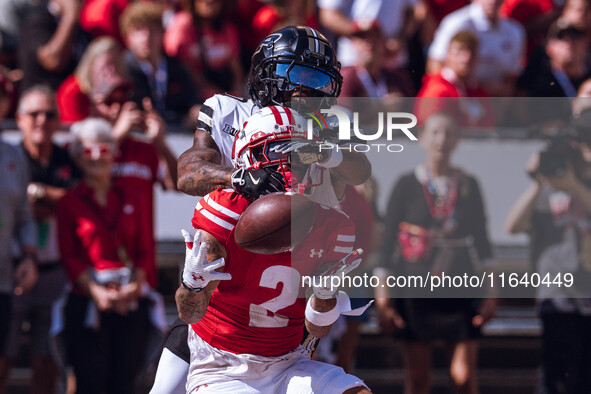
<box><xmin>233</xmin><ymin>106</ymin><xmax>327</xmax><ymax>194</ymax></box>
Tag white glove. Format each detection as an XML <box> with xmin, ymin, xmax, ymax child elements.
<box><xmin>313</xmin><ymin>248</ymin><xmax>363</xmax><ymax>299</ymax></box>
<box><xmin>181</xmin><ymin>230</ymin><xmax>232</xmax><ymax>291</ymax></box>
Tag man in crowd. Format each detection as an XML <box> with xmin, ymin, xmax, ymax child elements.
<box><xmin>3</xmin><ymin>86</ymin><xmax>80</xmax><ymax>394</ymax></box>
<box><xmin>0</xmin><ymin>92</ymin><xmax>39</xmax><ymax>393</ymax></box>
<box><xmin>427</xmin><ymin>0</ymin><xmax>525</xmax><ymax>96</ymax></box>
<box><xmin>119</xmin><ymin>2</ymin><xmax>201</xmax><ymax>125</ymax></box>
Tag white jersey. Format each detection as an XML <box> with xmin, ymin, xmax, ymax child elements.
<box><xmin>196</xmin><ymin>94</ymin><xmax>257</xmax><ymax>167</ymax></box>
<box><xmin>195</xmin><ymin>94</ymin><xmax>340</xmax><ymax>207</ymax></box>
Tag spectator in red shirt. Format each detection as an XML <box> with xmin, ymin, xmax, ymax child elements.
<box><xmin>164</xmin><ymin>0</ymin><xmax>244</xmax><ymax>98</ymax></box>
<box><xmin>88</xmin><ymin>67</ymin><xmax>178</xmax><ymax>289</ymax></box>
<box><xmin>57</xmin><ymin>117</ymin><xmax>152</xmax><ymax>393</ymax></box>
<box><xmin>416</xmin><ymin>30</ymin><xmax>495</xmax><ymax>129</ymax></box>
<box><xmin>80</xmin><ymin>0</ymin><xmax>129</xmax><ymax>42</ymax></box>
<box><xmin>57</xmin><ymin>36</ymin><xmax>125</xmax><ymax>123</ymax></box>
<box><xmin>250</xmin><ymin>0</ymin><xmax>319</xmax><ymax>48</ymax></box>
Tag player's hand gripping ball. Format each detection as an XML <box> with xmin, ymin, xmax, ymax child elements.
<box><xmin>234</xmin><ymin>193</ymin><xmax>317</xmax><ymax>254</ymax></box>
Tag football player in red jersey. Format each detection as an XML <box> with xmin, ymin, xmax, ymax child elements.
<box><xmin>175</xmin><ymin>106</ymin><xmax>372</xmax><ymax>393</ymax></box>
<box><xmin>150</xmin><ymin>26</ymin><xmax>371</xmax><ymax>394</ymax></box>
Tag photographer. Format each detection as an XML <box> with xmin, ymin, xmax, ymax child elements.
<box><xmin>505</xmin><ymin>109</ymin><xmax>591</xmax><ymax>393</ymax></box>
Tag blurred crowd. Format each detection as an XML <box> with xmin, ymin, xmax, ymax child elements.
<box><xmin>1</xmin><ymin>0</ymin><xmax>591</xmax><ymax>393</ymax></box>
<box><xmin>0</xmin><ymin>0</ymin><xmax>591</xmax><ymax>125</ymax></box>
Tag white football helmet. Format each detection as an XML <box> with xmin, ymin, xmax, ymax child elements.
<box><xmin>232</xmin><ymin>105</ymin><xmax>324</xmax><ymax>192</ymax></box>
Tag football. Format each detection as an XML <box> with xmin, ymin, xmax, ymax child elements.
<box><xmin>234</xmin><ymin>193</ymin><xmax>317</xmax><ymax>254</ymax></box>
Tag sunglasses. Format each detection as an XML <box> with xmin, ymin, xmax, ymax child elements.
<box><xmin>26</xmin><ymin>110</ymin><xmax>58</xmax><ymax>120</ymax></box>
<box><xmin>80</xmin><ymin>143</ymin><xmax>115</xmax><ymax>159</ymax></box>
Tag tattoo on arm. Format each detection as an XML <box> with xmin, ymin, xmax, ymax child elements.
<box><xmin>177</xmin><ymin>130</ymin><xmax>234</xmax><ymax>196</ymax></box>
<box><xmin>203</xmin><ymin>237</ymin><xmax>225</xmax><ymax>261</ymax></box>
<box><xmin>176</xmin><ymin>287</ymin><xmax>210</xmax><ymax>324</ymax></box>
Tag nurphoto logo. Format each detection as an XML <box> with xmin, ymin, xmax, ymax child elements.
<box><xmin>307</xmin><ymin>108</ymin><xmax>418</xmax><ymax>153</ymax></box>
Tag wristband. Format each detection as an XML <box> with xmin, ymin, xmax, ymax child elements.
<box><xmin>305</xmin><ymin>294</ymin><xmax>342</xmax><ymax>326</ymax></box>
<box><xmin>318</xmin><ymin>148</ymin><xmax>343</xmax><ymax>169</ymax></box>
<box><xmin>305</xmin><ymin>291</ymin><xmax>375</xmax><ymax>327</ymax></box>
<box><xmin>181</xmin><ymin>280</ymin><xmax>204</xmax><ymax>293</ymax></box>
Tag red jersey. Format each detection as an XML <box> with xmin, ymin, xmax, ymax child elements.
<box><xmin>190</xmin><ymin>189</ymin><xmax>356</xmax><ymax>357</ymax></box>
<box><xmin>57</xmin><ymin>182</ymin><xmax>153</xmax><ymax>295</ymax></box>
<box><xmin>112</xmin><ymin>137</ymin><xmax>159</xmax><ymax>287</ymax></box>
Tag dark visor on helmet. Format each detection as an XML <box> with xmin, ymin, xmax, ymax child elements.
<box><xmin>275</xmin><ymin>63</ymin><xmax>336</xmax><ymax>95</ymax></box>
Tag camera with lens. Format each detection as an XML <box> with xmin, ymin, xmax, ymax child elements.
<box><xmin>530</xmin><ymin>110</ymin><xmax>591</xmax><ymax>178</ymax></box>
<box><xmin>535</xmin><ymin>134</ymin><xmax>577</xmax><ymax>177</ymax></box>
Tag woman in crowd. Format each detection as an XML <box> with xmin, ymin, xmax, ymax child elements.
<box><xmin>376</xmin><ymin>111</ymin><xmax>497</xmax><ymax>394</ymax></box>
<box><xmin>164</xmin><ymin>0</ymin><xmax>243</xmax><ymax>97</ymax></box>
<box><xmin>57</xmin><ymin>37</ymin><xmax>126</xmax><ymax>123</ymax></box>
<box><xmin>57</xmin><ymin>118</ymin><xmax>151</xmax><ymax>393</ymax></box>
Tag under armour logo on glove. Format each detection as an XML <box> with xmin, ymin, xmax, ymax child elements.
<box><xmin>181</xmin><ymin>229</ymin><xmax>232</xmax><ymax>290</ymax></box>
<box><xmin>231</xmin><ymin>167</ymin><xmax>286</xmax><ymax>201</ymax></box>
<box><xmin>192</xmin><ymin>274</ymin><xmax>205</xmax><ymax>282</ymax></box>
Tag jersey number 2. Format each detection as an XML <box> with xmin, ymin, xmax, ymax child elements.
<box><xmin>249</xmin><ymin>266</ymin><xmax>301</xmax><ymax>328</ymax></box>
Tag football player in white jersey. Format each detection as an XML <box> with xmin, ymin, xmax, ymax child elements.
<box><xmin>176</xmin><ymin>25</ymin><xmax>370</xmax><ymax>203</ymax></box>
<box><xmin>150</xmin><ymin>26</ymin><xmax>371</xmax><ymax>393</ymax></box>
